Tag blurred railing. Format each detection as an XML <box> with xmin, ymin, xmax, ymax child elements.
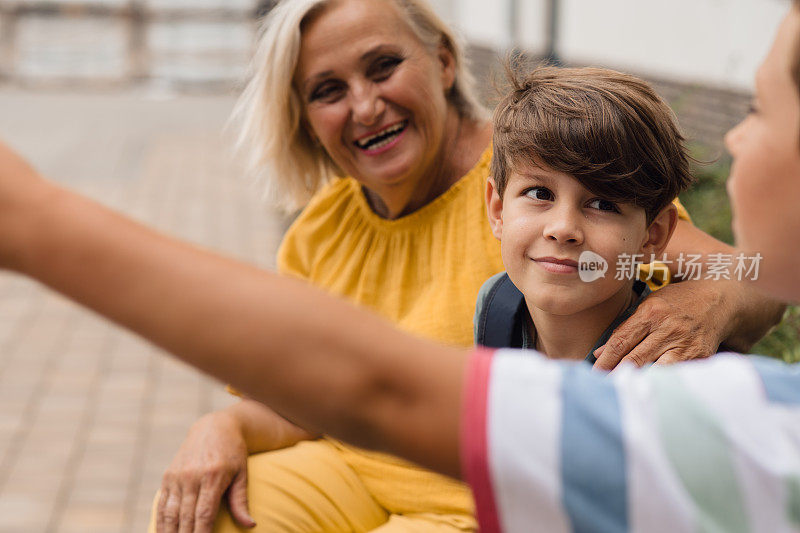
<box><xmin>0</xmin><ymin>0</ymin><xmax>749</xmax><ymax>155</ymax></box>
<box><xmin>0</xmin><ymin>0</ymin><xmax>275</xmax><ymax>90</ymax></box>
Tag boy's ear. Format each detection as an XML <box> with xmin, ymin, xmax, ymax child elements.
<box><xmin>485</xmin><ymin>177</ymin><xmax>503</xmax><ymax>240</ymax></box>
<box><xmin>641</xmin><ymin>204</ymin><xmax>678</xmax><ymax>257</ymax></box>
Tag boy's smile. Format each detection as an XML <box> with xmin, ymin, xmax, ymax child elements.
<box><xmin>487</xmin><ymin>161</ymin><xmax>661</xmax><ymax>317</ymax></box>
<box><xmin>485</xmin><ymin>66</ymin><xmax>687</xmax><ymax>359</ymax></box>
<box><xmin>485</xmin><ymin>160</ymin><xmax>678</xmax><ymax>359</ymax></box>
<box><xmin>533</xmin><ymin>256</ymin><xmax>579</xmax><ymax>275</ymax></box>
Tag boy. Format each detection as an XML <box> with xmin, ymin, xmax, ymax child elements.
<box><xmin>475</xmin><ymin>67</ymin><xmax>692</xmax><ymax>363</ymax></box>
<box><xmin>461</xmin><ymin>16</ymin><xmax>800</xmax><ymax>531</ymax></box>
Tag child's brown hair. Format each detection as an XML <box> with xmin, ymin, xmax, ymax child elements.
<box><xmin>491</xmin><ymin>66</ymin><xmax>694</xmax><ymax>223</ymax></box>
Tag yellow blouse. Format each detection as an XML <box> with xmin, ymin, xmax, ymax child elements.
<box><xmin>278</xmin><ymin>146</ymin><xmax>503</xmax><ymax>349</ymax></box>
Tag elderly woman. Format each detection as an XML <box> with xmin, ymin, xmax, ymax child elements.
<box><xmin>132</xmin><ymin>0</ymin><xmax>785</xmax><ymax>532</ymax></box>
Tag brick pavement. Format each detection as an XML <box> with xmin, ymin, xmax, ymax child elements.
<box><xmin>0</xmin><ymin>88</ymin><xmax>286</xmax><ymax>532</ymax></box>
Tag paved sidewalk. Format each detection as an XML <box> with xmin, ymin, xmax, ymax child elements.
<box><xmin>0</xmin><ymin>88</ymin><xmax>287</xmax><ymax>532</ymax></box>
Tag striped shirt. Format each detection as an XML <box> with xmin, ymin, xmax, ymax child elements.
<box><xmin>461</xmin><ymin>348</ymin><xmax>800</xmax><ymax>533</ymax></box>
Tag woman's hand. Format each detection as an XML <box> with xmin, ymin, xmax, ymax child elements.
<box><xmin>157</xmin><ymin>410</ymin><xmax>255</xmax><ymax>533</ymax></box>
<box><xmin>156</xmin><ymin>400</ymin><xmax>316</xmax><ymax>533</ymax></box>
<box><xmin>593</xmin><ymin>278</ymin><xmax>785</xmax><ymax>370</ymax></box>
<box><xmin>593</xmin><ymin>218</ymin><xmax>786</xmax><ymax>371</ymax></box>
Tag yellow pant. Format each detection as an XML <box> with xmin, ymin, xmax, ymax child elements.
<box><xmin>148</xmin><ymin>440</ymin><xmax>476</xmax><ymax>532</ymax></box>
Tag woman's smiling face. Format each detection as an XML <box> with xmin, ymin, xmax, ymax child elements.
<box><xmin>725</xmin><ymin>6</ymin><xmax>800</xmax><ymax>301</ymax></box>
<box><xmin>295</xmin><ymin>0</ymin><xmax>456</xmax><ymax>205</ymax></box>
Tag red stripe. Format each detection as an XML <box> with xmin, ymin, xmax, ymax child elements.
<box><xmin>461</xmin><ymin>348</ymin><xmax>503</xmax><ymax>533</ymax></box>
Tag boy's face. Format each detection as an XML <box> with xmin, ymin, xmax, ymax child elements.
<box><xmin>487</xmin><ymin>162</ymin><xmax>673</xmax><ymax>316</ymax></box>
<box><xmin>725</xmin><ymin>7</ymin><xmax>800</xmax><ymax>302</ymax></box>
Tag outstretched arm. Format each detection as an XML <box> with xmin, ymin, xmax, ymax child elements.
<box><xmin>0</xmin><ymin>141</ymin><xmax>467</xmax><ymax>478</ymax></box>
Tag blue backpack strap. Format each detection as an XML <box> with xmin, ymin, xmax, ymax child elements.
<box><xmin>477</xmin><ymin>273</ymin><xmax>527</xmax><ymax>349</ymax></box>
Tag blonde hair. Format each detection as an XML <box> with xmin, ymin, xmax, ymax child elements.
<box><xmin>231</xmin><ymin>0</ymin><xmax>487</xmax><ymax>212</ymax></box>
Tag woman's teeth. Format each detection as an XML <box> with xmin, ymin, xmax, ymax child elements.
<box><xmin>354</xmin><ymin>121</ymin><xmax>407</xmax><ymax>150</ymax></box>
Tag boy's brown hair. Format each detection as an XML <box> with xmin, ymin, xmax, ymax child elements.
<box><xmin>491</xmin><ymin>66</ymin><xmax>694</xmax><ymax>223</ymax></box>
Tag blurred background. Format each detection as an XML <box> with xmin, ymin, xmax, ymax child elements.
<box><xmin>0</xmin><ymin>1</ymin><xmax>796</xmax><ymax>531</ymax></box>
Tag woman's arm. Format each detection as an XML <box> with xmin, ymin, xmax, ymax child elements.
<box><xmin>0</xmin><ymin>143</ymin><xmax>466</xmax><ymax>476</ymax></box>
<box><xmin>593</xmin><ymin>219</ymin><xmax>786</xmax><ymax>370</ymax></box>
<box><xmin>663</xmin><ymin>219</ymin><xmax>785</xmax><ymax>351</ymax></box>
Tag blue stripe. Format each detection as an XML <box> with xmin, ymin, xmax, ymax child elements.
<box><xmin>750</xmin><ymin>356</ymin><xmax>800</xmax><ymax>405</ymax></box>
<box><xmin>560</xmin><ymin>365</ymin><xmax>628</xmax><ymax>533</ymax></box>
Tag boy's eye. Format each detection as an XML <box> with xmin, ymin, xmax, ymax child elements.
<box><xmin>309</xmin><ymin>81</ymin><xmax>345</xmax><ymax>102</ymax></box>
<box><xmin>524</xmin><ymin>187</ymin><xmax>554</xmax><ymax>201</ymax></box>
<box><xmin>368</xmin><ymin>56</ymin><xmax>403</xmax><ymax>80</ymax></box>
<box><xmin>587</xmin><ymin>198</ymin><xmax>620</xmax><ymax>212</ymax></box>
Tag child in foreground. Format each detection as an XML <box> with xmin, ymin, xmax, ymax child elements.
<box><xmin>0</xmin><ymin>3</ymin><xmax>798</xmax><ymax>532</ymax></box>
<box><xmin>474</xmin><ymin>67</ymin><xmax>692</xmax><ymax>360</ymax></box>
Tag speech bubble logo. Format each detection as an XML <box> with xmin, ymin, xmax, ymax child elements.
<box><xmin>578</xmin><ymin>250</ymin><xmax>608</xmax><ymax>282</ymax></box>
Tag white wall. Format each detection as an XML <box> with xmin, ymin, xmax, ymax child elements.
<box><xmin>516</xmin><ymin>0</ymin><xmax>549</xmax><ymax>53</ymax></box>
<box><xmin>437</xmin><ymin>0</ymin><xmax>789</xmax><ymax>92</ymax></box>
<box><xmin>426</xmin><ymin>0</ymin><xmax>456</xmax><ymax>26</ymax></box>
<box><xmin>456</xmin><ymin>0</ymin><xmax>514</xmax><ymax>48</ymax></box>
<box><xmin>558</xmin><ymin>0</ymin><xmax>786</xmax><ymax>91</ymax></box>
